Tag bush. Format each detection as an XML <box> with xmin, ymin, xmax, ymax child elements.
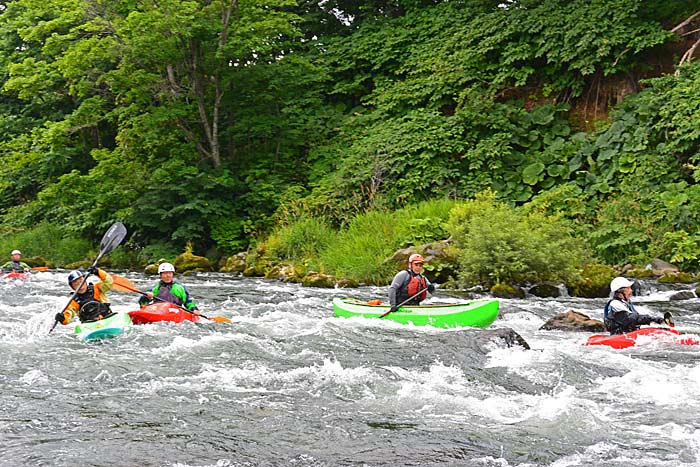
<box><xmin>448</xmin><ymin>197</ymin><xmax>586</xmax><ymax>288</ymax></box>
<box><xmin>0</xmin><ymin>222</ymin><xmax>91</xmax><ymax>266</ymax></box>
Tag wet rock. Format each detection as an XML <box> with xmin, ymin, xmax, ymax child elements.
<box><xmin>646</xmin><ymin>258</ymin><xmax>679</xmax><ymax>276</ymax></box>
<box><xmin>301</xmin><ymin>272</ymin><xmax>359</xmax><ymax>288</ymax></box>
<box><xmin>669</xmin><ymin>290</ymin><xmax>696</xmax><ymax>301</ymax></box>
<box><xmin>174</xmin><ymin>246</ymin><xmax>213</xmax><ymax>273</ymax></box>
<box><xmin>529</xmin><ymin>282</ymin><xmax>562</xmax><ymax>298</ymax></box>
<box><xmin>219</xmin><ymin>252</ymin><xmax>247</xmax><ymax>273</ymax></box>
<box><xmin>265</xmin><ymin>262</ymin><xmax>304</xmax><ymax>282</ymax></box>
<box><xmin>491</xmin><ymin>283</ymin><xmax>525</xmax><ymax>299</ymax></box>
<box><xmin>540</xmin><ymin>310</ymin><xmax>605</xmax><ymax>332</ymax></box>
<box><xmin>570</xmin><ymin>263</ymin><xmax>616</xmax><ymax>298</ymax></box>
<box><xmin>658</xmin><ymin>272</ymin><xmax>694</xmax><ymax>284</ymax></box>
<box><xmin>473</xmin><ymin>327</ymin><xmax>531</xmax><ymax>350</ymax></box>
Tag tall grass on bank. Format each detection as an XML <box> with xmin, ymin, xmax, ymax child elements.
<box><xmin>266</xmin><ymin>216</ymin><xmax>337</xmax><ymax>267</ymax></box>
<box><xmin>0</xmin><ymin>222</ymin><xmax>91</xmax><ymax>266</ymax></box>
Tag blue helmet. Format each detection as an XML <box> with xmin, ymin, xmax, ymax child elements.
<box><xmin>67</xmin><ymin>270</ymin><xmax>85</xmax><ymax>284</ymax></box>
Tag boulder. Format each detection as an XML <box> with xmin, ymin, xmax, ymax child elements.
<box><xmin>219</xmin><ymin>252</ymin><xmax>247</xmax><ymax>273</ymax></box>
<box><xmin>658</xmin><ymin>272</ymin><xmax>694</xmax><ymax>284</ymax></box>
<box><xmin>540</xmin><ymin>310</ymin><xmax>605</xmax><ymax>332</ymax></box>
<box><xmin>646</xmin><ymin>258</ymin><xmax>679</xmax><ymax>276</ymax></box>
<box><xmin>265</xmin><ymin>262</ymin><xmax>304</xmax><ymax>282</ymax></box>
<box><xmin>529</xmin><ymin>282</ymin><xmax>563</xmax><ymax>298</ymax></box>
<box><xmin>174</xmin><ymin>247</ymin><xmax>213</xmax><ymax>273</ymax></box>
<box><xmin>491</xmin><ymin>283</ymin><xmax>525</xmax><ymax>299</ymax></box>
<box><xmin>669</xmin><ymin>290</ymin><xmax>696</xmax><ymax>301</ymax></box>
<box><xmin>301</xmin><ymin>271</ymin><xmax>359</xmax><ymax>288</ymax></box>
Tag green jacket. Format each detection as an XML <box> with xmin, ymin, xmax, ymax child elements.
<box><xmin>2</xmin><ymin>260</ymin><xmax>30</xmax><ymax>272</ymax></box>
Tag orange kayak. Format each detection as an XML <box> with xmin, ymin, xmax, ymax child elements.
<box><xmin>127</xmin><ymin>301</ymin><xmax>199</xmax><ymax>325</ymax></box>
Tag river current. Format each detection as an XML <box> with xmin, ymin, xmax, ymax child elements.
<box><xmin>2</xmin><ymin>271</ymin><xmax>700</xmax><ymax>467</ymax></box>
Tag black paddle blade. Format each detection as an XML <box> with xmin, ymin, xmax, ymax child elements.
<box><xmin>96</xmin><ymin>222</ymin><xmax>127</xmax><ymax>262</ymax></box>
<box><xmin>663</xmin><ymin>311</ymin><xmax>674</xmax><ymax>327</ymax></box>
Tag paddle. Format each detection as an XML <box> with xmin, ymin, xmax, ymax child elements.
<box><xmin>31</xmin><ymin>266</ymin><xmax>49</xmax><ymax>272</ymax></box>
<box><xmin>49</xmin><ymin>222</ymin><xmax>127</xmax><ymax>334</ymax></box>
<box><xmin>110</xmin><ymin>274</ymin><xmax>232</xmax><ymax>323</ymax></box>
<box><xmin>379</xmin><ymin>287</ymin><xmax>429</xmax><ymax>319</ymax></box>
<box><xmin>664</xmin><ymin>311</ymin><xmax>674</xmax><ymax>327</ymax></box>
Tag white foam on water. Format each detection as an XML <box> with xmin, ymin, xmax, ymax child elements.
<box><xmin>18</xmin><ymin>369</ymin><xmax>48</xmax><ymax>386</ymax></box>
<box><xmin>152</xmin><ymin>333</ymin><xmax>235</xmax><ymax>355</ymax></box>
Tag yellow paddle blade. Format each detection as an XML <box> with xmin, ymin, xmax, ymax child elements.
<box><xmin>111</xmin><ymin>274</ymin><xmax>139</xmax><ymax>293</ymax></box>
<box><xmin>208</xmin><ymin>316</ymin><xmax>232</xmax><ymax>323</ymax></box>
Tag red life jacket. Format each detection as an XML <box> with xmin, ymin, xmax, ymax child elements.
<box><xmin>406</xmin><ymin>274</ymin><xmax>427</xmax><ymax>302</ymax></box>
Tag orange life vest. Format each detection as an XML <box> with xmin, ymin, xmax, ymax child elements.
<box><xmin>406</xmin><ymin>274</ymin><xmax>428</xmax><ymax>302</ymax></box>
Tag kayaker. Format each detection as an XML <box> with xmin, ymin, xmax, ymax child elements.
<box><xmin>139</xmin><ymin>262</ymin><xmax>200</xmax><ymax>314</ymax></box>
<box><xmin>388</xmin><ymin>254</ymin><xmax>435</xmax><ymax>312</ymax></box>
<box><xmin>54</xmin><ymin>267</ymin><xmax>115</xmax><ymax>325</ymax></box>
<box><xmin>604</xmin><ymin>276</ymin><xmax>664</xmax><ymax>335</ymax></box>
<box><xmin>2</xmin><ymin>250</ymin><xmax>30</xmax><ymax>273</ymax></box>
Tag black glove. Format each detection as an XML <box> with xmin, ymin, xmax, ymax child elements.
<box><xmin>54</xmin><ymin>312</ymin><xmax>66</xmax><ymax>324</ymax></box>
<box><xmin>427</xmin><ymin>283</ymin><xmax>435</xmax><ymax>293</ymax></box>
<box><xmin>388</xmin><ymin>305</ymin><xmax>398</xmax><ymax>314</ymax></box>
<box><xmin>653</xmin><ymin>317</ymin><xmax>664</xmax><ymax>324</ymax></box>
<box><xmin>86</xmin><ymin>266</ymin><xmax>98</xmax><ymax>275</ymax></box>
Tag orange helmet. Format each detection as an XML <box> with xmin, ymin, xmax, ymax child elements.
<box><xmin>408</xmin><ymin>254</ymin><xmax>424</xmax><ymax>264</ymax></box>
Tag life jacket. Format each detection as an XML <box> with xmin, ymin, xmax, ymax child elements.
<box><xmin>603</xmin><ymin>298</ymin><xmax>637</xmax><ymax>334</ymax></box>
<box><xmin>153</xmin><ymin>281</ymin><xmax>184</xmax><ymax>307</ymax></box>
<box><xmin>404</xmin><ymin>271</ymin><xmax>428</xmax><ymax>304</ymax></box>
<box><xmin>8</xmin><ymin>261</ymin><xmax>24</xmax><ymax>272</ymax></box>
<box><xmin>74</xmin><ymin>284</ymin><xmax>112</xmax><ymax>322</ymax></box>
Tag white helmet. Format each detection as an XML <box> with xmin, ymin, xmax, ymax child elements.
<box><xmin>610</xmin><ymin>277</ymin><xmax>634</xmax><ymax>293</ymax></box>
<box><xmin>11</xmin><ymin>250</ymin><xmax>21</xmax><ymax>255</ymax></box>
<box><xmin>158</xmin><ymin>262</ymin><xmax>175</xmax><ymax>274</ymax></box>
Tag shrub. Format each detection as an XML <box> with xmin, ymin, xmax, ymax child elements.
<box><xmin>0</xmin><ymin>222</ymin><xmax>91</xmax><ymax>266</ymax></box>
<box><xmin>448</xmin><ymin>197</ymin><xmax>586</xmax><ymax>288</ymax></box>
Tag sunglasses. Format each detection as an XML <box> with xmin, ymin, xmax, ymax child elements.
<box><xmin>412</xmin><ymin>262</ymin><xmax>424</xmax><ymax>266</ymax></box>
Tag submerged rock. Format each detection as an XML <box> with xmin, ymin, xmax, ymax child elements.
<box><xmin>540</xmin><ymin>310</ymin><xmax>605</xmax><ymax>332</ymax></box>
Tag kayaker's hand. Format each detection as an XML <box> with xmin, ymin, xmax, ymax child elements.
<box><xmin>652</xmin><ymin>317</ymin><xmax>664</xmax><ymax>324</ymax></box>
<box><xmin>428</xmin><ymin>283</ymin><xmax>436</xmax><ymax>293</ymax></box>
<box><xmin>145</xmin><ymin>292</ymin><xmax>154</xmax><ymax>300</ymax></box>
<box><xmin>87</xmin><ymin>265</ymin><xmax>98</xmax><ymax>275</ymax></box>
<box><xmin>388</xmin><ymin>305</ymin><xmax>398</xmax><ymax>314</ymax></box>
<box><xmin>54</xmin><ymin>312</ymin><xmax>66</xmax><ymax>325</ymax></box>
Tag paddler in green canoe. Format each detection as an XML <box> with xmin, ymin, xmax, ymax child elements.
<box><xmin>388</xmin><ymin>254</ymin><xmax>436</xmax><ymax>313</ymax></box>
<box><xmin>54</xmin><ymin>267</ymin><xmax>115</xmax><ymax>325</ymax></box>
<box><xmin>603</xmin><ymin>276</ymin><xmax>665</xmax><ymax>335</ymax></box>
<box><xmin>2</xmin><ymin>250</ymin><xmax>31</xmax><ymax>273</ymax></box>
<box><xmin>138</xmin><ymin>262</ymin><xmax>200</xmax><ymax>315</ymax></box>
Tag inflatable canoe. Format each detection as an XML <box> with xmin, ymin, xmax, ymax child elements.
<box><xmin>75</xmin><ymin>312</ymin><xmax>133</xmax><ymax>341</ymax></box>
<box><xmin>583</xmin><ymin>327</ymin><xmax>700</xmax><ymax>349</ymax></box>
<box><xmin>128</xmin><ymin>301</ymin><xmax>199</xmax><ymax>325</ymax></box>
<box><xmin>332</xmin><ymin>297</ymin><xmax>499</xmax><ymax>329</ymax></box>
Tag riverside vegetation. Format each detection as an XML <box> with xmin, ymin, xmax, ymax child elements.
<box><xmin>0</xmin><ymin>1</ymin><xmax>699</xmax><ymax>297</ymax></box>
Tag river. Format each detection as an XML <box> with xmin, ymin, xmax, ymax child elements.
<box><xmin>2</xmin><ymin>271</ymin><xmax>700</xmax><ymax>467</ymax></box>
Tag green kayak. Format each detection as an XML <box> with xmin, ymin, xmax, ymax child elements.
<box><xmin>75</xmin><ymin>312</ymin><xmax>133</xmax><ymax>341</ymax></box>
<box><xmin>332</xmin><ymin>297</ymin><xmax>499</xmax><ymax>329</ymax></box>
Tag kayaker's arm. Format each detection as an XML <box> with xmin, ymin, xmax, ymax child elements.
<box><xmin>388</xmin><ymin>270</ymin><xmax>410</xmax><ymax>308</ymax></box>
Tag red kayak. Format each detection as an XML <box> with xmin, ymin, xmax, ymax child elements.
<box><xmin>1</xmin><ymin>271</ymin><xmax>29</xmax><ymax>280</ymax></box>
<box><xmin>127</xmin><ymin>302</ymin><xmax>199</xmax><ymax>325</ymax></box>
<box><xmin>584</xmin><ymin>327</ymin><xmax>700</xmax><ymax>349</ymax></box>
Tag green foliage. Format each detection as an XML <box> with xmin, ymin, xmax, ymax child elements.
<box><xmin>448</xmin><ymin>196</ymin><xmax>586</xmax><ymax>288</ymax></box>
<box><xmin>0</xmin><ymin>222</ymin><xmax>91</xmax><ymax>266</ymax></box>
<box><xmin>318</xmin><ymin>210</ymin><xmax>401</xmax><ymax>284</ymax></box>
<box><xmin>266</xmin><ymin>217</ymin><xmax>336</xmax><ymax>265</ymax></box>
